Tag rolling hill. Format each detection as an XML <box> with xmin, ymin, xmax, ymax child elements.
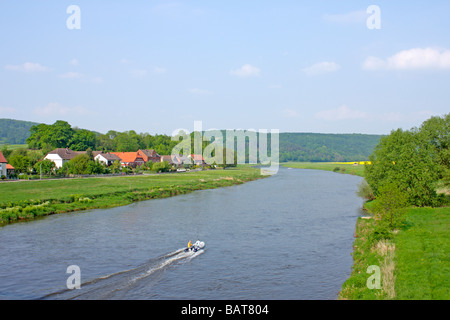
<box><xmin>0</xmin><ymin>118</ymin><xmax>40</xmax><ymax>145</ymax></box>
<box><xmin>0</xmin><ymin>119</ymin><xmax>382</xmax><ymax>162</ymax></box>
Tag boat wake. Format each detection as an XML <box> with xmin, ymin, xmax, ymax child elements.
<box><xmin>40</xmin><ymin>247</ymin><xmax>205</xmax><ymax>300</ymax></box>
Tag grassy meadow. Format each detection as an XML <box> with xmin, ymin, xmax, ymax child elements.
<box><xmin>0</xmin><ymin>144</ymin><xmax>28</xmax><ymax>150</ymax></box>
<box><xmin>282</xmin><ymin>161</ymin><xmax>366</xmax><ymax>177</ymax></box>
<box><xmin>339</xmin><ymin>206</ymin><xmax>449</xmax><ymax>300</ymax></box>
<box><xmin>0</xmin><ymin>166</ymin><xmax>264</xmax><ymax>225</ymax></box>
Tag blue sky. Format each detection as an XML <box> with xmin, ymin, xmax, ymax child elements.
<box><xmin>0</xmin><ymin>0</ymin><xmax>449</xmax><ymax>135</ymax></box>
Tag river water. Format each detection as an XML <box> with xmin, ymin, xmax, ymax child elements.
<box><xmin>0</xmin><ymin>167</ymin><xmax>364</xmax><ymax>300</ymax></box>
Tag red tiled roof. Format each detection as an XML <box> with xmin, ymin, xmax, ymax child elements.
<box><xmin>190</xmin><ymin>154</ymin><xmax>205</xmax><ymax>161</ymax></box>
<box><xmin>137</xmin><ymin>149</ymin><xmax>160</xmax><ymax>162</ymax></box>
<box><xmin>6</xmin><ymin>164</ymin><xmax>14</xmax><ymax>169</ymax></box>
<box><xmin>110</xmin><ymin>152</ymin><xmax>144</xmax><ymax>163</ymax></box>
<box><xmin>0</xmin><ymin>151</ymin><xmax>6</xmax><ymax>163</ymax></box>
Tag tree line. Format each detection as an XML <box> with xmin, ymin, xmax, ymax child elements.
<box><xmin>25</xmin><ymin>120</ymin><xmax>180</xmax><ymax>156</ymax></box>
<box><xmin>358</xmin><ymin>113</ymin><xmax>449</xmax><ymax>238</ymax></box>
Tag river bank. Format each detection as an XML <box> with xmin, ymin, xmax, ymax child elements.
<box><xmin>0</xmin><ymin>166</ymin><xmax>265</xmax><ymax>226</ymax></box>
<box><xmin>339</xmin><ymin>206</ymin><xmax>449</xmax><ymax>300</ymax></box>
<box><xmin>283</xmin><ymin>162</ymin><xmax>449</xmax><ymax>300</ymax></box>
<box><xmin>282</xmin><ymin>162</ymin><xmax>365</xmax><ymax>177</ymax></box>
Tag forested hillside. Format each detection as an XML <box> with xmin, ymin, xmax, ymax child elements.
<box><xmin>0</xmin><ymin>119</ymin><xmax>40</xmax><ymax>144</ymax></box>
<box><xmin>279</xmin><ymin>133</ymin><xmax>383</xmax><ymax>162</ymax></box>
<box><xmin>1</xmin><ymin>119</ymin><xmax>382</xmax><ymax>162</ymax></box>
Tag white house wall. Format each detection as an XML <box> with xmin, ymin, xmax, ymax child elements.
<box><xmin>44</xmin><ymin>154</ymin><xmax>65</xmax><ymax>168</ymax></box>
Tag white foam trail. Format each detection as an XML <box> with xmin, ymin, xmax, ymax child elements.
<box><xmin>130</xmin><ymin>248</ymin><xmax>204</xmax><ymax>283</ymax></box>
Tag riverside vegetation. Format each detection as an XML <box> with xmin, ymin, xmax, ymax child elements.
<box><xmin>0</xmin><ymin>166</ymin><xmax>264</xmax><ymax>226</ymax></box>
<box><xmin>1</xmin><ymin>114</ymin><xmax>448</xmax><ymax>299</ymax></box>
<box><xmin>285</xmin><ymin>114</ymin><xmax>449</xmax><ymax>300</ymax></box>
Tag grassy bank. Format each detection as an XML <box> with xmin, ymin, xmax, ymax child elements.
<box><xmin>282</xmin><ymin>162</ymin><xmax>366</xmax><ymax>177</ymax></box>
<box><xmin>283</xmin><ymin>162</ymin><xmax>449</xmax><ymax>299</ymax></box>
<box><xmin>339</xmin><ymin>206</ymin><xmax>449</xmax><ymax>300</ymax></box>
<box><xmin>0</xmin><ymin>166</ymin><xmax>264</xmax><ymax>226</ymax></box>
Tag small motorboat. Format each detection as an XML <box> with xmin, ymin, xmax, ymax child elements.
<box><xmin>184</xmin><ymin>240</ymin><xmax>205</xmax><ymax>252</ymax></box>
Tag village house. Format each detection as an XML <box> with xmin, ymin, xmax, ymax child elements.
<box><xmin>189</xmin><ymin>154</ymin><xmax>207</xmax><ymax>166</ymax></box>
<box><xmin>44</xmin><ymin>148</ymin><xmax>82</xmax><ymax>169</ymax></box>
<box><xmin>137</xmin><ymin>149</ymin><xmax>161</xmax><ymax>163</ymax></box>
<box><xmin>6</xmin><ymin>164</ymin><xmax>15</xmax><ymax>177</ymax></box>
<box><xmin>110</xmin><ymin>152</ymin><xmax>145</xmax><ymax>168</ymax></box>
<box><xmin>0</xmin><ymin>151</ymin><xmax>8</xmax><ymax>178</ymax></box>
<box><xmin>94</xmin><ymin>152</ymin><xmax>122</xmax><ymax>166</ymax></box>
<box><xmin>44</xmin><ymin>148</ymin><xmax>164</xmax><ymax>169</ymax></box>
<box><xmin>160</xmin><ymin>155</ymin><xmax>183</xmax><ymax>166</ymax></box>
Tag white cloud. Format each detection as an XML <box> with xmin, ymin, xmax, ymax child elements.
<box><xmin>187</xmin><ymin>88</ymin><xmax>213</xmax><ymax>95</ymax></box>
<box><xmin>316</xmin><ymin>105</ymin><xmax>368</xmax><ymax>121</ymax></box>
<box><xmin>363</xmin><ymin>47</ymin><xmax>450</xmax><ymax>71</ymax></box>
<box><xmin>5</xmin><ymin>62</ymin><xmax>49</xmax><ymax>72</ymax></box>
<box><xmin>34</xmin><ymin>102</ymin><xmax>91</xmax><ymax>116</ymax></box>
<box><xmin>323</xmin><ymin>10</ymin><xmax>367</xmax><ymax>24</ymax></box>
<box><xmin>303</xmin><ymin>61</ymin><xmax>340</xmax><ymax>76</ymax></box>
<box><xmin>230</xmin><ymin>64</ymin><xmax>260</xmax><ymax>77</ymax></box>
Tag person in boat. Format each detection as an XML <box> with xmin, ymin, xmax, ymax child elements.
<box><xmin>187</xmin><ymin>240</ymin><xmax>192</xmax><ymax>250</ymax></box>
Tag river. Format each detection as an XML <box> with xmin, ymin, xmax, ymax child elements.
<box><xmin>0</xmin><ymin>167</ymin><xmax>364</xmax><ymax>300</ymax></box>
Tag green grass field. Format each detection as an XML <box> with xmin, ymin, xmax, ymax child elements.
<box><xmin>282</xmin><ymin>161</ymin><xmax>366</xmax><ymax>177</ymax></box>
<box><xmin>0</xmin><ymin>144</ymin><xmax>28</xmax><ymax>150</ymax></box>
<box><xmin>339</xmin><ymin>206</ymin><xmax>450</xmax><ymax>300</ymax></box>
<box><xmin>394</xmin><ymin>207</ymin><xmax>450</xmax><ymax>299</ymax></box>
<box><xmin>0</xmin><ymin>166</ymin><xmax>264</xmax><ymax>225</ymax></box>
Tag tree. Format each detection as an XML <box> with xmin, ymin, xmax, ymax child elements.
<box><xmin>372</xmin><ymin>183</ymin><xmax>409</xmax><ymax>230</ymax></box>
<box><xmin>111</xmin><ymin>160</ymin><xmax>122</xmax><ymax>174</ymax></box>
<box><xmin>45</xmin><ymin>120</ymin><xmax>74</xmax><ymax>149</ymax></box>
<box><xmin>34</xmin><ymin>159</ymin><xmax>56</xmax><ymax>175</ymax></box>
<box><xmin>86</xmin><ymin>159</ymin><xmax>105</xmax><ymax>175</ymax></box>
<box><xmin>418</xmin><ymin>113</ymin><xmax>449</xmax><ymax>187</ymax></box>
<box><xmin>27</xmin><ymin>121</ymin><xmax>75</xmax><ymax>149</ymax></box>
<box><xmin>219</xmin><ymin>147</ymin><xmax>237</xmax><ymax>169</ymax></box>
<box><xmin>68</xmin><ymin>154</ymin><xmax>91</xmax><ymax>175</ymax></box>
<box><xmin>356</xmin><ymin>179</ymin><xmax>375</xmax><ymax>201</ymax></box>
<box><xmin>70</xmin><ymin>129</ymin><xmax>97</xmax><ymax>151</ymax></box>
<box><xmin>153</xmin><ymin>161</ymin><xmax>170</xmax><ymax>173</ymax></box>
<box><xmin>365</xmin><ymin>127</ymin><xmax>441</xmax><ymax>207</ymax></box>
<box><xmin>115</xmin><ymin>132</ymin><xmax>140</xmax><ymax>152</ymax></box>
<box><xmin>8</xmin><ymin>153</ymin><xmax>31</xmax><ymax>174</ymax></box>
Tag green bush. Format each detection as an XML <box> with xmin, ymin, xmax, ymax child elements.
<box><xmin>356</xmin><ymin>179</ymin><xmax>376</xmax><ymax>201</ymax></box>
